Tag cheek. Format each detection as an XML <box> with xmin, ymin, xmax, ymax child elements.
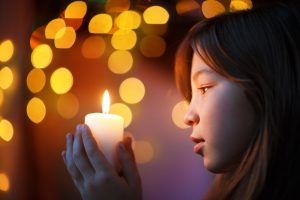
<box><xmin>200</xmin><ymin>86</ymin><xmax>255</xmax><ymax>172</ymax></box>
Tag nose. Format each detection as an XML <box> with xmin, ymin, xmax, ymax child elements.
<box><xmin>183</xmin><ymin>109</ymin><xmax>200</xmax><ymax>126</ymax></box>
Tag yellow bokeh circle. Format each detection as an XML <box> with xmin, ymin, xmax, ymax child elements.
<box><xmin>31</xmin><ymin>44</ymin><xmax>53</xmax><ymax>69</ymax></box>
<box><xmin>50</xmin><ymin>67</ymin><xmax>73</xmax><ymax>94</ymax></box>
<box><xmin>65</xmin><ymin>1</ymin><xmax>87</xmax><ymax>18</ymax></box>
<box><xmin>108</xmin><ymin>50</ymin><xmax>133</xmax><ymax>74</ymax></box>
<box><xmin>26</xmin><ymin>68</ymin><xmax>46</xmax><ymax>93</ymax></box>
<box><xmin>0</xmin><ymin>119</ymin><xmax>14</xmax><ymax>142</ymax></box>
<box><xmin>45</xmin><ymin>18</ymin><xmax>66</xmax><ymax>39</ymax></box>
<box><xmin>0</xmin><ymin>67</ymin><xmax>14</xmax><ymax>90</ymax></box>
<box><xmin>26</xmin><ymin>97</ymin><xmax>46</xmax><ymax>124</ymax></box>
<box><xmin>0</xmin><ymin>173</ymin><xmax>10</xmax><ymax>191</ymax></box>
<box><xmin>116</xmin><ymin>10</ymin><xmax>141</xmax><ymax>30</ymax></box>
<box><xmin>172</xmin><ymin>100</ymin><xmax>189</xmax><ymax>129</ymax></box>
<box><xmin>110</xmin><ymin>103</ymin><xmax>132</xmax><ymax>128</ymax></box>
<box><xmin>89</xmin><ymin>14</ymin><xmax>113</xmax><ymax>34</ymax></box>
<box><xmin>55</xmin><ymin>27</ymin><xmax>76</xmax><ymax>49</ymax></box>
<box><xmin>0</xmin><ymin>40</ymin><xmax>14</xmax><ymax>62</ymax></box>
<box><xmin>111</xmin><ymin>29</ymin><xmax>137</xmax><ymax>50</ymax></box>
<box><xmin>119</xmin><ymin>78</ymin><xmax>145</xmax><ymax>104</ymax></box>
<box><xmin>230</xmin><ymin>0</ymin><xmax>253</xmax><ymax>12</ymax></box>
<box><xmin>143</xmin><ymin>6</ymin><xmax>169</xmax><ymax>24</ymax></box>
<box><xmin>202</xmin><ymin>0</ymin><xmax>225</xmax><ymax>19</ymax></box>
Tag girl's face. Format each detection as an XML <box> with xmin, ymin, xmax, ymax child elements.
<box><xmin>184</xmin><ymin>53</ymin><xmax>255</xmax><ymax>173</ymax></box>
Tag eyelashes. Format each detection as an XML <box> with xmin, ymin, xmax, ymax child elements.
<box><xmin>198</xmin><ymin>87</ymin><xmax>208</xmax><ymax>95</ymax></box>
<box><xmin>192</xmin><ymin>83</ymin><xmax>214</xmax><ymax>97</ymax></box>
<box><xmin>188</xmin><ymin>85</ymin><xmax>212</xmax><ymax>104</ymax></box>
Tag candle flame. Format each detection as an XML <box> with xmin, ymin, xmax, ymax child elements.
<box><xmin>102</xmin><ymin>90</ymin><xmax>110</xmax><ymax>114</ymax></box>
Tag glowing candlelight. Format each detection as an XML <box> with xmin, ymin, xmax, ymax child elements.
<box><xmin>84</xmin><ymin>90</ymin><xmax>124</xmax><ymax>170</ymax></box>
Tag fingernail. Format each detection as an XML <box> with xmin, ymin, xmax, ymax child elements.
<box><xmin>82</xmin><ymin>125</ymin><xmax>87</xmax><ymax>134</ymax></box>
<box><xmin>66</xmin><ymin>133</ymin><xmax>71</xmax><ymax>140</ymax></box>
<box><xmin>81</xmin><ymin>128</ymin><xmax>85</xmax><ymax>136</ymax></box>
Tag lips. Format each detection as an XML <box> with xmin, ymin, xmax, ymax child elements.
<box><xmin>193</xmin><ymin>142</ymin><xmax>204</xmax><ymax>154</ymax></box>
<box><xmin>190</xmin><ymin>136</ymin><xmax>205</xmax><ymax>155</ymax></box>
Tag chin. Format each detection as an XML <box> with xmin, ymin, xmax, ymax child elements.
<box><xmin>204</xmin><ymin>159</ymin><xmax>229</xmax><ymax>174</ymax></box>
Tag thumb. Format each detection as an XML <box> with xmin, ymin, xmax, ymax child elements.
<box><xmin>117</xmin><ymin>141</ymin><xmax>141</xmax><ymax>188</ymax></box>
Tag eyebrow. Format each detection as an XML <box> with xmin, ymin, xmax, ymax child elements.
<box><xmin>192</xmin><ymin>69</ymin><xmax>214</xmax><ymax>81</ymax></box>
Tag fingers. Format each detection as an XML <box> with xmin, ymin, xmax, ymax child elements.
<box><xmin>65</xmin><ymin>132</ymin><xmax>83</xmax><ymax>182</ymax></box>
<box><xmin>124</xmin><ymin>137</ymin><xmax>136</xmax><ymax>162</ymax></box>
<box><xmin>73</xmin><ymin>124</ymin><xmax>94</xmax><ymax>179</ymax></box>
<box><xmin>118</xmin><ymin>137</ymin><xmax>141</xmax><ymax>188</ymax></box>
<box><xmin>81</xmin><ymin>124</ymin><xmax>112</xmax><ymax>174</ymax></box>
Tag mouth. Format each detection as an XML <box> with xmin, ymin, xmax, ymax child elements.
<box><xmin>190</xmin><ymin>136</ymin><xmax>205</xmax><ymax>155</ymax></box>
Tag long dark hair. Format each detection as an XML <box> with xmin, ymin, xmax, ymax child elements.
<box><xmin>175</xmin><ymin>2</ymin><xmax>300</xmax><ymax>199</ymax></box>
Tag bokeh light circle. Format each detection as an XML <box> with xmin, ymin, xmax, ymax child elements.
<box><xmin>0</xmin><ymin>173</ymin><xmax>10</xmax><ymax>191</ymax></box>
<box><xmin>111</xmin><ymin>29</ymin><xmax>137</xmax><ymax>50</ymax></box>
<box><xmin>119</xmin><ymin>78</ymin><xmax>145</xmax><ymax>104</ymax></box>
<box><xmin>230</xmin><ymin>0</ymin><xmax>253</xmax><ymax>11</ymax></box>
<box><xmin>45</xmin><ymin>18</ymin><xmax>66</xmax><ymax>39</ymax></box>
<box><xmin>31</xmin><ymin>44</ymin><xmax>53</xmax><ymax>69</ymax></box>
<box><xmin>0</xmin><ymin>119</ymin><xmax>14</xmax><ymax>142</ymax></box>
<box><xmin>65</xmin><ymin>1</ymin><xmax>87</xmax><ymax>18</ymax></box>
<box><xmin>81</xmin><ymin>36</ymin><xmax>106</xmax><ymax>59</ymax></box>
<box><xmin>202</xmin><ymin>0</ymin><xmax>225</xmax><ymax>19</ymax></box>
<box><xmin>172</xmin><ymin>100</ymin><xmax>189</xmax><ymax>129</ymax></box>
<box><xmin>108</xmin><ymin>50</ymin><xmax>133</xmax><ymax>74</ymax></box>
<box><xmin>54</xmin><ymin>27</ymin><xmax>76</xmax><ymax>49</ymax></box>
<box><xmin>26</xmin><ymin>68</ymin><xmax>46</xmax><ymax>93</ymax></box>
<box><xmin>0</xmin><ymin>67</ymin><xmax>14</xmax><ymax>90</ymax></box>
<box><xmin>26</xmin><ymin>97</ymin><xmax>46</xmax><ymax>124</ymax></box>
<box><xmin>0</xmin><ymin>40</ymin><xmax>14</xmax><ymax>62</ymax></box>
<box><xmin>139</xmin><ymin>35</ymin><xmax>166</xmax><ymax>57</ymax></box>
<box><xmin>133</xmin><ymin>140</ymin><xmax>155</xmax><ymax>164</ymax></box>
<box><xmin>110</xmin><ymin>103</ymin><xmax>132</xmax><ymax>128</ymax></box>
<box><xmin>143</xmin><ymin>6</ymin><xmax>169</xmax><ymax>24</ymax></box>
<box><xmin>50</xmin><ymin>67</ymin><xmax>73</xmax><ymax>94</ymax></box>
<box><xmin>57</xmin><ymin>93</ymin><xmax>79</xmax><ymax>119</ymax></box>
<box><xmin>116</xmin><ymin>10</ymin><xmax>141</xmax><ymax>30</ymax></box>
<box><xmin>89</xmin><ymin>14</ymin><xmax>113</xmax><ymax>34</ymax></box>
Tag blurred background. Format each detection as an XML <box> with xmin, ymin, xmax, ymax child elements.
<box><xmin>0</xmin><ymin>0</ymin><xmax>284</xmax><ymax>199</ymax></box>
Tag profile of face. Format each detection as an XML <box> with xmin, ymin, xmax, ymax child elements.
<box><xmin>184</xmin><ymin>53</ymin><xmax>255</xmax><ymax>173</ymax></box>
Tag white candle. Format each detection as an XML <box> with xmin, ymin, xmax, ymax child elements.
<box><xmin>84</xmin><ymin>90</ymin><xmax>124</xmax><ymax>170</ymax></box>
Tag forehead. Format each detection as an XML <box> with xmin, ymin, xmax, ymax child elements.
<box><xmin>191</xmin><ymin>52</ymin><xmax>212</xmax><ymax>74</ymax></box>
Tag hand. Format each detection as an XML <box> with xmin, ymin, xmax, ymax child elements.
<box><xmin>62</xmin><ymin>124</ymin><xmax>142</xmax><ymax>200</ymax></box>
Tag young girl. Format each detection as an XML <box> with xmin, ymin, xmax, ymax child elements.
<box><xmin>62</xmin><ymin>2</ymin><xmax>300</xmax><ymax>200</ymax></box>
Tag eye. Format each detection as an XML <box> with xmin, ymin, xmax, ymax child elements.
<box><xmin>198</xmin><ymin>87</ymin><xmax>209</xmax><ymax>95</ymax></box>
